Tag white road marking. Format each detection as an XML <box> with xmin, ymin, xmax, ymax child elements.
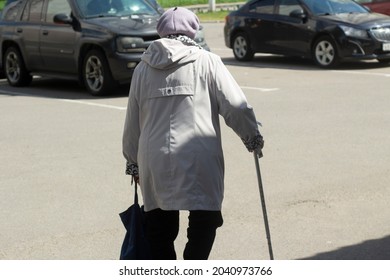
<box><xmin>0</xmin><ymin>89</ymin><xmax>127</xmax><ymax>111</ymax></box>
<box><xmin>331</xmin><ymin>70</ymin><xmax>390</xmax><ymax>78</ymax></box>
<box><xmin>241</xmin><ymin>86</ymin><xmax>279</xmax><ymax>92</ymax></box>
<box><xmin>59</xmin><ymin>99</ymin><xmax>127</xmax><ymax>111</ymax></box>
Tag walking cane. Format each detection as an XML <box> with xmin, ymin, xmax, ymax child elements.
<box><xmin>253</xmin><ymin>152</ymin><xmax>274</xmax><ymax>260</ymax></box>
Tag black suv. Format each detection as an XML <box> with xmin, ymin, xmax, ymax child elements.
<box><xmin>0</xmin><ymin>0</ymin><xmax>209</xmax><ymax>95</ymax></box>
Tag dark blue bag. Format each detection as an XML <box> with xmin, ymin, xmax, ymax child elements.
<box><xmin>119</xmin><ymin>183</ymin><xmax>151</xmax><ymax>260</ymax></box>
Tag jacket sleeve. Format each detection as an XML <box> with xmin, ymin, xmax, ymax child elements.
<box><xmin>211</xmin><ymin>56</ymin><xmax>263</xmax><ymax>151</ymax></box>
<box><xmin>122</xmin><ymin>72</ymin><xmax>141</xmax><ymax>175</ymax></box>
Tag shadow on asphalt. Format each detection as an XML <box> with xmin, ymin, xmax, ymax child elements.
<box><xmin>0</xmin><ymin>77</ymin><xmax>130</xmax><ymax>100</ymax></box>
<box><xmin>1</xmin><ymin>56</ymin><xmax>389</xmax><ymax>99</ymax></box>
<box><xmin>221</xmin><ymin>54</ymin><xmax>390</xmax><ymax>71</ymax></box>
<box><xmin>300</xmin><ymin>235</ymin><xmax>390</xmax><ymax>260</ymax></box>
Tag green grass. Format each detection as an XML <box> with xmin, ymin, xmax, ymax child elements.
<box><xmin>159</xmin><ymin>0</ymin><xmax>236</xmax><ymax>21</ymax></box>
<box><xmin>197</xmin><ymin>10</ymin><xmax>229</xmax><ymax>21</ymax></box>
<box><xmin>158</xmin><ymin>0</ymin><xmax>241</xmax><ymax>7</ymax></box>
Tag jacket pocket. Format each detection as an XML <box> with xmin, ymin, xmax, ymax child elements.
<box><xmin>149</xmin><ymin>85</ymin><xmax>194</xmax><ymax>99</ymax></box>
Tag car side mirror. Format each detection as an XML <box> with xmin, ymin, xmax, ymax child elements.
<box><xmin>289</xmin><ymin>9</ymin><xmax>307</xmax><ymax>20</ymax></box>
<box><xmin>53</xmin><ymin>13</ymin><xmax>73</xmax><ymax>24</ymax></box>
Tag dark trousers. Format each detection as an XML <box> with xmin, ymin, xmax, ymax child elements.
<box><xmin>144</xmin><ymin>209</ymin><xmax>223</xmax><ymax>260</ymax></box>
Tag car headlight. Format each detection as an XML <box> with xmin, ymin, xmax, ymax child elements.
<box><xmin>116</xmin><ymin>37</ymin><xmax>146</xmax><ymax>53</ymax></box>
<box><xmin>340</xmin><ymin>26</ymin><xmax>368</xmax><ymax>39</ymax></box>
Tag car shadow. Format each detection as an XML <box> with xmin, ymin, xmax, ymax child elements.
<box><xmin>299</xmin><ymin>235</ymin><xmax>390</xmax><ymax>260</ymax></box>
<box><xmin>1</xmin><ymin>56</ymin><xmax>388</xmax><ymax>98</ymax></box>
<box><xmin>0</xmin><ymin>77</ymin><xmax>130</xmax><ymax>100</ymax></box>
<box><xmin>221</xmin><ymin>54</ymin><xmax>390</xmax><ymax>71</ymax></box>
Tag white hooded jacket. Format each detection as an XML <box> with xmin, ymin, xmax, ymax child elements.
<box><xmin>123</xmin><ymin>38</ymin><xmax>260</xmax><ymax>211</ymax></box>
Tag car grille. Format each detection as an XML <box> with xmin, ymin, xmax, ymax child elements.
<box><xmin>370</xmin><ymin>27</ymin><xmax>390</xmax><ymax>42</ymax></box>
<box><xmin>143</xmin><ymin>35</ymin><xmax>161</xmax><ymax>45</ymax></box>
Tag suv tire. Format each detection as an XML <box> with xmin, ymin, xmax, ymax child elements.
<box><xmin>82</xmin><ymin>49</ymin><xmax>117</xmax><ymax>96</ymax></box>
<box><xmin>377</xmin><ymin>58</ymin><xmax>390</xmax><ymax>64</ymax></box>
<box><xmin>4</xmin><ymin>46</ymin><xmax>32</xmax><ymax>87</ymax></box>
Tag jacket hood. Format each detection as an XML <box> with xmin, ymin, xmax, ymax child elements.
<box><xmin>141</xmin><ymin>38</ymin><xmax>203</xmax><ymax>70</ymax></box>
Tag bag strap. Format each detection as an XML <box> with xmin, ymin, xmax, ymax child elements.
<box><xmin>134</xmin><ymin>181</ymin><xmax>139</xmax><ymax>205</ymax></box>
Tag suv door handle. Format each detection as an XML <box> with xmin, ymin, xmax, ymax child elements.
<box><xmin>16</xmin><ymin>27</ymin><xmax>23</xmax><ymax>33</ymax></box>
<box><xmin>42</xmin><ymin>30</ymin><xmax>49</xmax><ymax>35</ymax></box>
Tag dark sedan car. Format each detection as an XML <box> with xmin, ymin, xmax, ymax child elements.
<box><xmin>0</xmin><ymin>0</ymin><xmax>209</xmax><ymax>95</ymax></box>
<box><xmin>224</xmin><ymin>0</ymin><xmax>390</xmax><ymax>68</ymax></box>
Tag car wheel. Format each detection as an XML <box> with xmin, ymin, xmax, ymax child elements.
<box><xmin>312</xmin><ymin>36</ymin><xmax>339</xmax><ymax>68</ymax></box>
<box><xmin>83</xmin><ymin>49</ymin><xmax>116</xmax><ymax>96</ymax></box>
<box><xmin>4</xmin><ymin>46</ymin><xmax>32</xmax><ymax>87</ymax></box>
<box><xmin>232</xmin><ymin>33</ymin><xmax>254</xmax><ymax>61</ymax></box>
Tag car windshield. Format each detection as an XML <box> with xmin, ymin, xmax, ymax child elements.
<box><xmin>76</xmin><ymin>0</ymin><xmax>160</xmax><ymax>18</ymax></box>
<box><xmin>302</xmin><ymin>0</ymin><xmax>369</xmax><ymax>15</ymax></box>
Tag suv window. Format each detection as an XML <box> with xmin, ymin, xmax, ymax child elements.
<box><xmin>75</xmin><ymin>0</ymin><xmax>159</xmax><ymax>17</ymax></box>
<box><xmin>46</xmin><ymin>0</ymin><xmax>71</xmax><ymax>23</ymax></box>
<box><xmin>2</xmin><ymin>1</ymin><xmax>24</xmax><ymax>21</ymax></box>
<box><xmin>21</xmin><ymin>0</ymin><xmax>44</xmax><ymax>22</ymax></box>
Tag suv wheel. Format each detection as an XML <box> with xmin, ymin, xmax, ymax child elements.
<box><xmin>232</xmin><ymin>33</ymin><xmax>254</xmax><ymax>61</ymax></box>
<box><xmin>377</xmin><ymin>58</ymin><xmax>390</xmax><ymax>64</ymax></box>
<box><xmin>83</xmin><ymin>49</ymin><xmax>116</xmax><ymax>96</ymax></box>
<box><xmin>312</xmin><ymin>36</ymin><xmax>340</xmax><ymax>68</ymax></box>
<box><xmin>4</xmin><ymin>47</ymin><xmax>32</xmax><ymax>87</ymax></box>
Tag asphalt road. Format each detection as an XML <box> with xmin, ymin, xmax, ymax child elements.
<box><xmin>0</xmin><ymin>23</ymin><xmax>389</xmax><ymax>260</ymax></box>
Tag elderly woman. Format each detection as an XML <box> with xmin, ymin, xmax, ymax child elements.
<box><xmin>122</xmin><ymin>7</ymin><xmax>264</xmax><ymax>260</ymax></box>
